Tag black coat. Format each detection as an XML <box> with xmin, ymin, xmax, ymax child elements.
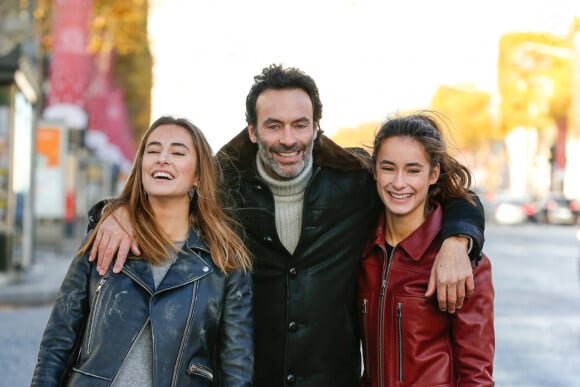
<box><xmin>217</xmin><ymin>129</ymin><xmax>485</xmax><ymax>387</ymax></box>
<box><xmin>32</xmin><ymin>229</ymin><xmax>254</xmax><ymax>387</ymax></box>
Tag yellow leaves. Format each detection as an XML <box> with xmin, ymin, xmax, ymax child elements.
<box><xmin>90</xmin><ymin>0</ymin><xmax>149</xmax><ymax>55</ymax></box>
<box><xmin>431</xmin><ymin>84</ymin><xmax>497</xmax><ymax>151</ymax></box>
<box><xmin>498</xmin><ymin>32</ymin><xmax>573</xmax><ymax>132</ymax></box>
<box><xmin>332</xmin><ymin>121</ymin><xmax>380</xmax><ymax>150</ymax></box>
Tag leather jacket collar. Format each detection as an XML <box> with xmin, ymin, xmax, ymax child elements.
<box><xmin>363</xmin><ymin>202</ymin><xmax>443</xmax><ymax>262</ymax></box>
<box><xmin>122</xmin><ymin>228</ymin><xmax>213</xmax><ymax>293</ymax></box>
<box><xmin>216</xmin><ymin>128</ymin><xmax>370</xmax><ymax>177</ymax></box>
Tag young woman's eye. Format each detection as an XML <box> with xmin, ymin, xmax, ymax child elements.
<box><xmin>173</xmin><ymin>152</ymin><xmax>185</xmax><ymax>156</ymax></box>
<box><xmin>146</xmin><ymin>150</ymin><xmax>160</xmax><ymax>154</ymax></box>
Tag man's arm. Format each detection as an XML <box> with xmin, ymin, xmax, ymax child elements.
<box><xmin>86</xmin><ymin>202</ymin><xmax>139</xmax><ymax>275</ymax></box>
<box><xmin>426</xmin><ymin>192</ymin><xmax>485</xmax><ymax>313</ymax></box>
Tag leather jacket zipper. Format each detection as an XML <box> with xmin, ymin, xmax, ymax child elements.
<box><xmin>362</xmin><ymin>298</ymin><xmax>370</xmax><ymax>380</ymax></box>
<box><xmin>396</xmin><ymin>302</ymin><xmax>403</xmax><ymax>383</ymax></box>
<box><xmin>86</xmin><ymin>275</ymin><xmax>108</xmax><ymax>355</ymax></box>
<box><xmin>377</xmin><ymin>245</ymin><xmax>394</xmax><ymax>387</ymax></box>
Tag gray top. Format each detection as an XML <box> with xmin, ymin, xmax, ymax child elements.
<box><xmin>111</xmin><ymin>243</ymin><xmax>183</xmax><ymax>386</ymax></box>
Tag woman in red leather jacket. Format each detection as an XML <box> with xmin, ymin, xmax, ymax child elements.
<box><xmin>357</xmin><ymin>112</ymin><xmax>494</xmax><ymax>386</ymax></box>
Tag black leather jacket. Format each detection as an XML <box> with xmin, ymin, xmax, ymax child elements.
<box><xmin>32</xmin><ymin>229</ymin><xmax>253</xmax><ymax>387</ymax></box>
<box><xmin>216</xmin><ymin>129</ymin><xmax>485</xmax><ymax>387</ymax></box>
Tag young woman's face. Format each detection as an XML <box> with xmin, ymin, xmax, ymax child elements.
<box><xmin>142</xmin><ymin>124</ymin><xmax>198</xmax><ymax>202</ymax></box>
<box><xmin>374</xmin><ymin>136</ymin><xmax>440</xmax><ymax>222</ymax></box>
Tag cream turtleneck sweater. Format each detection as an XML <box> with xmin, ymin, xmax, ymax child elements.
<box><xmin>256</xmin><ymin>155</ymin><xmax>313</xmax><ymax>254</ymax></box>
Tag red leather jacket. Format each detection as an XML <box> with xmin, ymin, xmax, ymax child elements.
<box><xmin>357</xmin><ymin>203</ymin><xmax>495</xmax><ymax>387</ymax></box>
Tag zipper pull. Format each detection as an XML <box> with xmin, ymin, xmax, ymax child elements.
<box><xmin>380</xmin><ymin>279</ymin><xmax>387</xmax><ymax>297</ymax></box>
<box><xmin>362</xmin><ymin>299</ymin><xmax>368</xmax><ymax>314</ymax></box>
<box><xmin>96</xmin><ymin>277</ymin><xmax>106</xmax><ymax>293</ymax></box>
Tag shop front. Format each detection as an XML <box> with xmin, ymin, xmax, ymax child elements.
<box><xmin>0</xmin><ymin>46</ymin><xmax>39</xmax><ymax>272</ymax></box>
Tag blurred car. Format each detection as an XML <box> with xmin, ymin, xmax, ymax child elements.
<box><xmin>493</xmin><ymin>196</ymin><xmax>536</xmax><ymax>225</ymax></box>
<box><xmin>534</xmin><ymin>194</ymin><xmax>580</xmax><ymax>225</ymax></box>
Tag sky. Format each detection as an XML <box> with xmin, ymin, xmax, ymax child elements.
<box><xmin>147</xmin><ymin>0</ymin><xmax>580</xmax><ymax>151</ymax></box>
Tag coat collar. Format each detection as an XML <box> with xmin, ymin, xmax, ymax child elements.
<box><xmin>363</xmin><ymin>202</ymin><xmax>443</xmax><ymax>261</ymax></box>
<box><xmin>216</xmin><ymin>127</ymin><xmax>370</xmax><ymax>177</ymax></box>
<box><xmin>122</xmin><ymin>228</ymin><xmax>214</xmax><ymax>293</ymax></box>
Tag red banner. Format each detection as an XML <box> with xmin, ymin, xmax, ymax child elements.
<box><xmin>46</xmin><ymin>0</ymin><xmax>93</xmax><ymax>110</ymax></box>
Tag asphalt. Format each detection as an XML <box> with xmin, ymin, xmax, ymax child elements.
<box><xmin>0</xmin><ymin>242</ymin><xmax>77</xmax><ymax>307</ymax></box>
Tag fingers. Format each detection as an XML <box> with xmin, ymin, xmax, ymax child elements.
<box><xmin>425</xmin><ymin>268</ymin><xmax>437</xmax><ymax>297</ymax></box>
<box><xmin>437</xmin><ymin>282</ymin><xmax>452</xmax><ymax>313</ymax></box>
<box><xmin>96</xmin><ymin>232</ymin><xmax>117</xmax><ymax>276</ymax></box>
<box><xmin>88</xmin><ymin>228</ymin><xmax>103</xmax><ymax>262</ymax></box>
<box><xmin>455</xmin><ymin>279</ymin><xmax>466</xmax><ymax>311</ymax></box>
<box><xmin>112</xmin><ymin>236</ymin><xmax>133</xmax><ymax>274</ymax></box>
<box><xmin>130</xmin><ymin>241</ymin><xmax>141</xmax><ymax>257</ymax></box>
<box><xmin>465</xmin><ymin>274</ymin><xmax>475</xmax><ymax>298</ymax></box>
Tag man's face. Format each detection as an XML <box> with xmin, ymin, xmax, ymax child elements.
<box><xmin>248</xmin><ymin>88</ymin><xmax>318</xmax><ymax>180</ymax></box>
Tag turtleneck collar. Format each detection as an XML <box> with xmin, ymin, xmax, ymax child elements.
<box><xmin>256</xmin><ymin>153</ymin><xmax>313</xmax><ymax>197</ymax></box>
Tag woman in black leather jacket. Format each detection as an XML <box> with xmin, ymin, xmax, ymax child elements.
<box><xmin>31</xmin><ymin>116</ymin><xmax>254</xmax><ymax>387</ymax></box>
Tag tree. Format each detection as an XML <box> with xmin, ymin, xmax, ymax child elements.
<box><xmin>90</xmin><ymin>0</ymin><xmax>152</xmax><ymax>141</ymax></box>
<box><xmin>431</xmin><ymin>84</ymin><xmax>497</xmax><ymax>151</ymax></box>
<box><xmin>498</xmin><ymin>32</ymin><xmax>572</xmax><ymax>133</ymax></box>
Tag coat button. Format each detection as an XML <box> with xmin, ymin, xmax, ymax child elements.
<box><xmin>286</xmin><ymin>374</ymin><xmax>296</xmax><ymax>385</ymax></box>
<box><xmin>263</xmin><ymin>235</ymin><xmax>273</xmax><ymax>243</ymax></box>
<box><xmin>288</xmin><ymin>321</ymin><xmax>298</xmax><ymax>332</ymax></box>
<box><xmin>288</xmin><ymin>267</ymin><xmax>297</xmax><ymax>277</ymax></box>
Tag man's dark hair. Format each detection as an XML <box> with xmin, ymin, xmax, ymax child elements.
<box><xmin>245</xmin><ymin>64</ymin><xmax>323</xmax><ymax>127</ymax></box>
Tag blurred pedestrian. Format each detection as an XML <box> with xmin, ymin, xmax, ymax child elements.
<box><xmin>358</xmin><ymin>112</ymin><xmax>494</xmax><ymax>386</ymax></box>
<box><xmin>31</xmin><ymin>116</ymin><xmax>253</xmax><ymax>386</ymax></box>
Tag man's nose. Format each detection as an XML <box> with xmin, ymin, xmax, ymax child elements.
<box><xmin>279</xmin><ymin>127</ymin><xmax>297</xmax><ymax>146</ymax></box>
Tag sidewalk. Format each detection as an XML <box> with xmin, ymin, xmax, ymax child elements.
<box><xmin>0</xmin><ymin>244</ymin><xmax>75</xmax><ymax>307</ymax></box>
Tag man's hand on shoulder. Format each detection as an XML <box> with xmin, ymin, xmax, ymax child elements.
<box><xmin>88</xmin><ymin>206</ymin><xmax>139</xmax><ymax>275</ymax></box>
<box><xmin>425</xmin><ymin>235</ymin><xmax>474</xmax><ymax>313</ymax></box>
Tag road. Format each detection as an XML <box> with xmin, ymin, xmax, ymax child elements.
<box><xmin>1</xmin><ymin>223</ymin><xmax>579</xmax><ymax>386</ymax></box>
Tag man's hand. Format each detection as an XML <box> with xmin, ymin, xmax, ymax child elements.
<box><xmin>425</xmin><ymin>235</ymin><xmax>474</xmax><ymax>313</ymax></box>
<box><xmin>88</xmin><ymin>206</ymin><xmax>140</xmax><ymax>275</ymax></box>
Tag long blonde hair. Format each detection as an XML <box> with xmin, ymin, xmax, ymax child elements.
<box><xmin>79</xmin><ymin>116</ymin><xmax>252</xmax><ymax>273</ymax></box>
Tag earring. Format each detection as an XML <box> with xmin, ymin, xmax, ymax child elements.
<box><xmin>188</xmin><ymin>187</ymin><xmax>196</xmax><ymax>201</ymax></box>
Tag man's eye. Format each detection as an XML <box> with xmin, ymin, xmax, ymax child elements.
<box><xmin>267</xmin><ymin>125</ymin><xmax>280</xmax><ymax>130</ymax></box>
<box><xmin>408</xmin><ymin>169</ymin><xmax>421</xmax><ymax>174</ymax></box>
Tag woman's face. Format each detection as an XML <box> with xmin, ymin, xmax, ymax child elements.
<box><xmin>373</xmin><ymin>136</ymin><xmax>440</xmax><ymax>222</ymax></box>
<box><xmin>141</xmin><ymin>124</ymin><xmax>198</xmax><ymax>203</ymax></box>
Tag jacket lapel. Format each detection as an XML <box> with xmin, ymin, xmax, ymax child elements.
<box><xmin>122</xmin><ymin>229</ymin><xmax>214</xmax><ymax>293</ymax></box>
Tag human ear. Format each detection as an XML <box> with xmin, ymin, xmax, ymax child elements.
<box><xmin>430</xmin><ymin>163</ymin><xmax>441</xmax><ymax>185</ymax></box>
<box><xmin>247</xmin><ymin>125</ymin><xmax>258</xmax><ymax>144</ymax></box>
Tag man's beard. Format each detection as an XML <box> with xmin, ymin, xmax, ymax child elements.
<box><xmin>256</xmin><ymin>135</ymin><xmax>314</xmax><ymax>180</ymax></box>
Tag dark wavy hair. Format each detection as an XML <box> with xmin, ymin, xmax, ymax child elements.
<box><xmin>245</xmin><ymin>64</ymin><xmax>323</xmax><ymax>128</ymax></box>
<box><xmin>372</xmin><ymin>111</ymin><xmax>475</xmax><ymax>205</ymax></box>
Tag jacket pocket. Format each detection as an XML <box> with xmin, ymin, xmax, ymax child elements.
<box><xmin>85</xmin><ymin>275</ymin><xmax>108</xmax><ymax>356</ymax></box>
<box><xmin>361</xmin><ymin>298</ymin><xmax>371</xmax><ymax>380</ymax></box>
<box><xmin>186</xmin><ymin>362</ymin><xmax>214</xmax><ymax>382</ymax></box>
<box><xmin>396</xmin><ymin>302</ymin><xmax>403</xmax><ymax>383</ymax></box>
<box><xmin>394</xmin><ymin>295</ymin><xmax>452</xmax><ymax>386</ymax></box>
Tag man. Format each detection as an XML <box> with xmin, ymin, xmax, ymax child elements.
<box><xmin>89</xmin><ymin>64</ymin><xmax>485</xmax><ymax>387</ymax></box>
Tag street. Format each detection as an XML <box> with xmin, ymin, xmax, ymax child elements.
<box><xmin>1</xmin><ymin>223</ymin><xmax>579</xmax><ymax>386</ymax></box>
